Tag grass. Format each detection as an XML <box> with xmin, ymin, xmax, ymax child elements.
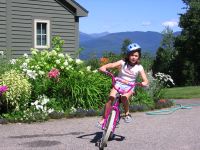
<box><xmin>163</xmin><ymin>86</ymin><xmax>200</xmax><ymax>99</ymax></box>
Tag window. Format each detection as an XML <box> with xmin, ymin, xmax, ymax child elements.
<box><xmin>34</xmin><ymin>19</ymin><xmax>50</xmax><ymax>48</ymax></box>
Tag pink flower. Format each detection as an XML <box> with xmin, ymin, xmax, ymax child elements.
<box><xmin>48</xmin><ymin>68</ymin><xmax>60</xmax><ymax>79</ymax></box>
<box><xmin>0</xmin><ymin>85</ymin><xmax>8</xmax><ymax>96</ymax></box>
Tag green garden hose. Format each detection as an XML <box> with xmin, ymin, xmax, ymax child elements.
<box><xmin>146</xmin><ymin>101</ymin><xmax>200</xmax><ymax>115</ymax></box>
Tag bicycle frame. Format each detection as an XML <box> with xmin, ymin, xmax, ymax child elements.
<box><xmin>102</xmin><ymin>93</ymin><xmax>121</xmax><ymax>133</ymax></box>
<box><xmin>101</xmin><ymin>71</ymin><xmax>142</xmax><ymax>132</ymax></box>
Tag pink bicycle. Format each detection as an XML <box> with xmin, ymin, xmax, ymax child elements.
<box><xmin>98</xmin><ymin>71</ymin><xmax>142</xmax><ymax>150</ymax></box>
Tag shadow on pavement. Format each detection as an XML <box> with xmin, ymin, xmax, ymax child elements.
<box><xmin>9</xmin><ymin>132</ymin><xmax>84</xmax><ymax>139</ymax></box>
<box><xmin>77</xmin><ymin>132</ymin><xmax>125</xmax><ymax>143</ymax></box>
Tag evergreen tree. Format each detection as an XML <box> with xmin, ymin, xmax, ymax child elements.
<box><xmin>152</xmin><ymin>27</ymin><xmax>175</xmax><ymax>75</ymax></box>
<box><xmin>173</xmin><ymin>0</ymin><xmax>200</xmax><ymax>85</ymax></box>
<box><xmin>121</xmin><ymin>39</ymin><xmax>132</xmax><ymax>56</ymax></box>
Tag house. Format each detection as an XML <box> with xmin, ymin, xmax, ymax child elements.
<box><xmin>0</xmin><ymin>0</ymin><xmax>88</xmax><ymax>59</ymax></box>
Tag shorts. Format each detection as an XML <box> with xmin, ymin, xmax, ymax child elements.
<box><xmin>115</xmin><ymin>81</ymin><xmax>135</xmax><ymax>93</ymax></box>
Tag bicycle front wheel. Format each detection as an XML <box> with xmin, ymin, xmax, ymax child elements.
<box><xmin>100</xmin><ymin>110</ymin><xmax>116</xmax><ymax>149</ymax></box>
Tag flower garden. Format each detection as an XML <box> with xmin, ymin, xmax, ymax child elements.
<box><xmin>0</xmin><ymin>37</ymin><xmax>175</xmax><ymax>123</ymax></box>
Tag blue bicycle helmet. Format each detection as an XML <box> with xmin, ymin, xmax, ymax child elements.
<box><xmin>127</xmin><ymin>43</ymin><xmax>141</xmax><ymax>54</ymax></box>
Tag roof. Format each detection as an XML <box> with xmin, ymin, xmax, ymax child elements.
<box><xmin>57</xmin><ymin>0</ymin><xmax>88</xmax><ymax>17</ymax></box>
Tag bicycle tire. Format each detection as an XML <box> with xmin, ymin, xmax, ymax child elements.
<box><xmin>100</xmin><ymin>110</ymin><xmax>116</xmax><ymax>149</ymax></box>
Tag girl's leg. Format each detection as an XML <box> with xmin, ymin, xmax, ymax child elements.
<box><xmin>121</xmin><ymin>91</ymin><xmax>133</xmax><ymax>115</ymax></box>
<box><xmin>99</xmin><ymin>88</ymin><xmax>117</xmax><ymax>124</ymax></box>
<box><xmin>121</xmin><ymin>92</ymin><xmax>134</xmax><ymax>123</ymax></box>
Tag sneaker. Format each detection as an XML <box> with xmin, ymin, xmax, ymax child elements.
<box><xmin>124</xmin><ymin>114</ymin><xmax>132</xmax><ymax>123</ymax></box>
<box><xmin>95</xmin><ymin>122</ymin><xmax>103</xmax><ymax>129</ymax></box>
<box><xmin>95</xmin><ymin>119</ymin><xmax>105</xmax><ymax>130</ymax></box>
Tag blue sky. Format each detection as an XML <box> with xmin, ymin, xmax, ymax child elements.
<box><xmin>75</xmin><ymin>0</ymin><xmax>186</xmax><ymax>34</ymax></box>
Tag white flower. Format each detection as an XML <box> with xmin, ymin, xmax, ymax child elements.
<box><xmin>65</xmin><ymin>53</ymin><xmax>70</xmax><ymax>59</ymax></box>
<box><xmin>51</xmin><ymin>50</ymin><xmax>57</xmax><ymax>56</ymax></box>
<box><xmin>22</xmin><ymin>69</ymin><xmax>27</xmax><ymax>72</ymax></box>
<box><xmin>36</xmin><ymin>105</ymin><xmax>43</xmax><ymax>110</ymax></box>
<box><xmin>41</xmin><ymin>98</ymin><xmax>49</xmax><ymax>105</ymax></box>
<box><xmin>38</xmin><ymin>70</ymin><xmax>45</xmax><ymax>76</ymax></box>
<box><xmin>10</xmin><ymin>59</ymin><xmax>16</xmax><ymax>64</ymax></box>
<box><xmin>21</xmin><ymin>62</ymin><xmax>28</xmax><ymax>69</ymax></box>
<box><xmin>63</xmin><ymin>60</ymin><xmax>68</xmax><ymax>66</ymax></box>
<box><xmin>25</xmin><ymin>59</ymin><xmax>30</xmax><ymax>63</ymax></box>
<box><xmin>48</xmin><ymin>108</ymin><xmax>54</xmax><ymax>114</ymax></box>
<box><xmin>75</xmin><ymin>59</ymin><xmax>83</xmax><ymax>64</ymax></box>
<box><xmin>31</xmin><ymin>100</ymin><xmax>39</xmax><ymax>106</ymax></box>
<box><xmin>86</xmin><ymin>66</ymin><xmax>91</xmax><ymax>71</ymax></box>
<box><xmin>70</xmin><ymin>107</ymin><xmax>76</xmax><ymax>113</ymax></box>
<box><xmin>26</xmin><ymin>70</ymin><xmax>38</xmax><ymax>79</ymax></box>
<box><xmin>68</xmin><ymin>57</ymin><xmax>73</xmax><ymax>62</ymax></box>
<box><xmin>58</xmin><ymin>53</ymin><xmax>64</xmax><ymax>58</ymax></box>
<box><xmin>23</xmin><ymin>53</ymin><xmax>28</xmax><ymax>58</ymax></box>
<box><xmin>92</xmin><ymin>70</ymin><xmax>98</xmax><ymax>73</ymax></box>
<box><xmin>31</xmin><ymin>51</ymin><xmax>37</xmax><ymax>55</ymax></box>
<box><xmin>55</xmin><ymin>59</ymin><xmax>61</xmax><ymax>64</ymax></box>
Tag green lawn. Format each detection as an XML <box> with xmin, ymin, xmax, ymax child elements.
<box><xmin>163</xmin><ymin>86</ymin><xmax>200</xmax><ymax>99</ymax></box>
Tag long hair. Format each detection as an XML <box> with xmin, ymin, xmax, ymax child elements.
<box><xmin>124</xmin><ymin>49</ymin><xmax>141</xmax><ymax>66</ymax></box>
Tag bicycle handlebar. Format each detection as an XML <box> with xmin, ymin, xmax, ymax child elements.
<box><xmin>100</xmin><ymin>70</ymin><xmax>143</xmax><ymax>94</ymax></box>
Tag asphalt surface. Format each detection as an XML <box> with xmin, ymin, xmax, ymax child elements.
<box><xmin>0</xmin><ymin>99</ymin><xmax>200</xmax><ymax>150</ymax></box>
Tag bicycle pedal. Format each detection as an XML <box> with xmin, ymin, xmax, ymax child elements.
<box><xmin>95</xmin><ymin>142</ymin><xmax>99</xmax><ymax>147</ymax></box>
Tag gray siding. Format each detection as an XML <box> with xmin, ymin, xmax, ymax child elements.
<box><xmin>9</xmin><ymin>0</ymin><xmax>77</xmax><ymax>58</ymax></box>
<box><xmin>0</xmin><ymin>0</ymin><xmax>7</xmax><ymax>53</ymax></box>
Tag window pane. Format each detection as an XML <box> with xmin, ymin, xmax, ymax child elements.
<box><xmin>37</xmin><ymin>35</ymin><xmax>41</xmax><ymax>45</ymax></box>
<box><xmin>42</xmin><ymin>23</ymin><xmax>47</xmax><ymax>34</ymax></box>
<box><xmin>42</xmin><ymin>35</ymin><xmax>47</xmax><ymax>45</ymax></box>
<box><xmin>37</xmin><ymin>23</ymin><xmax>41</xmax><ymax>34</ymax></box>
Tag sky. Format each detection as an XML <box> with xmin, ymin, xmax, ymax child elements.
<box><xmin>75</xmin><ymin>0</ymin><xmax>186</xmax><ymax>34</ymax></box>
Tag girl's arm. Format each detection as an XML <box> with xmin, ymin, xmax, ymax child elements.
<box><xmin>139</xmin><ymin>69</ymin><xmax>149</xmax><ymax>86</ymax></box>
<box><xmin>99</xmin><ymin>60</ymin><xmax>123</xmax><ymax>72</ymax></box>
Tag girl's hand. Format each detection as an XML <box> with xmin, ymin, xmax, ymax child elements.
<box><xmin>141</xmin><ymin>82</ymin><xmax>149</xmax><ymax>87</ymax></box>
<box><xmin>99</xmin><ymin>66</ymin><xmax>107</xmax><ymax>72</ymax></box>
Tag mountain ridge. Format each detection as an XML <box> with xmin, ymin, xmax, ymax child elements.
<box><xmin>79</xmin><ymin>31</ymin><xmax>181</xmax><ymax>59</ymax></box>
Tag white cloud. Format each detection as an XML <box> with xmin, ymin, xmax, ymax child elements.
<box><xmin>142</xmin><ymin>21</ymin><xmax>151</xmax><ymax>26</ymax></box>
<box><xmin>162</xmin><ymin>20</ymin><xmax>178</xmax><ymax>27</ymax></box>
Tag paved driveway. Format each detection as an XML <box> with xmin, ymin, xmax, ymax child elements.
<box><xmin>0</xmin><ymin>99</ymin><xmax>200</xmax><ymax>150</ymax></box>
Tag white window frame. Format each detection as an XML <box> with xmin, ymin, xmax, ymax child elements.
<box><xmin>34</xmin><ymin>19</ymin><xmax>50</xmax><ymax>49</ymax></box>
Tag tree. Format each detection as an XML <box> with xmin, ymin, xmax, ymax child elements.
<box><xmin>121</xmin><ymin>39</ymin><xmax>132</xmax><ymax>56</ymax></box>
<box><xmin>172</xmin><ymin>0</ymin><xmax>200</xmax><ymax>86</ymax></box>
<box><xmin>152</xmin><ymin>27</ymin><xmax>176</xmax><ymax>75</ymax></box>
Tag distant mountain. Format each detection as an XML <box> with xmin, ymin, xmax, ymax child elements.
<box><xmin>79</xmin><ymin>31</ymin><xmax>181</xmax><ymax>59</ymax></box>
<box><xmin>90</xmin><ymin>32</ymin><xmax>110</xmax><ymax>38</ymax></box>
<box><xmin>79</xmin><ymin>32</ymin><xmax>110</xmax><ymax>43</ymax></box>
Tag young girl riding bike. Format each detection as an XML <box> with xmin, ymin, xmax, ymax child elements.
<box><xmin>97</xmin><ymin>43</ymin><xmax>149</xmax><ymax>127</ymax></box>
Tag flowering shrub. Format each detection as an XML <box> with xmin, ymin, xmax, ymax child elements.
<box><xmin>146</xmin><ymin>71</ymin><xmax>164</xmax><ymax>101</ymax></box>
<box><xmin>0</xmin><ymin>70</ymin><xmax>31</xmax><ymax>111</ymax></box>
<box><xmin>155</xmin><ymin>72</ymin><xmax>175</xmax><ymax>87</ymax></box>
<box><xmin>8</xmin><ymin>37</ymin><xmax>110</xmax><ymax>112</ymax></box>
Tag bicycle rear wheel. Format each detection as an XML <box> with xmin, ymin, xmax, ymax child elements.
<box><xmin>100</xmin><ymin>110</ymin><xmax>116</xmax><ymax>149</ymax></box>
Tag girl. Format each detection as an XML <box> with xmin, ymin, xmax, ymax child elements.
<box><xmin>97</xmin><ymin>43</ymin><xmax>149</xmax><ymax>126</ymax></box>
